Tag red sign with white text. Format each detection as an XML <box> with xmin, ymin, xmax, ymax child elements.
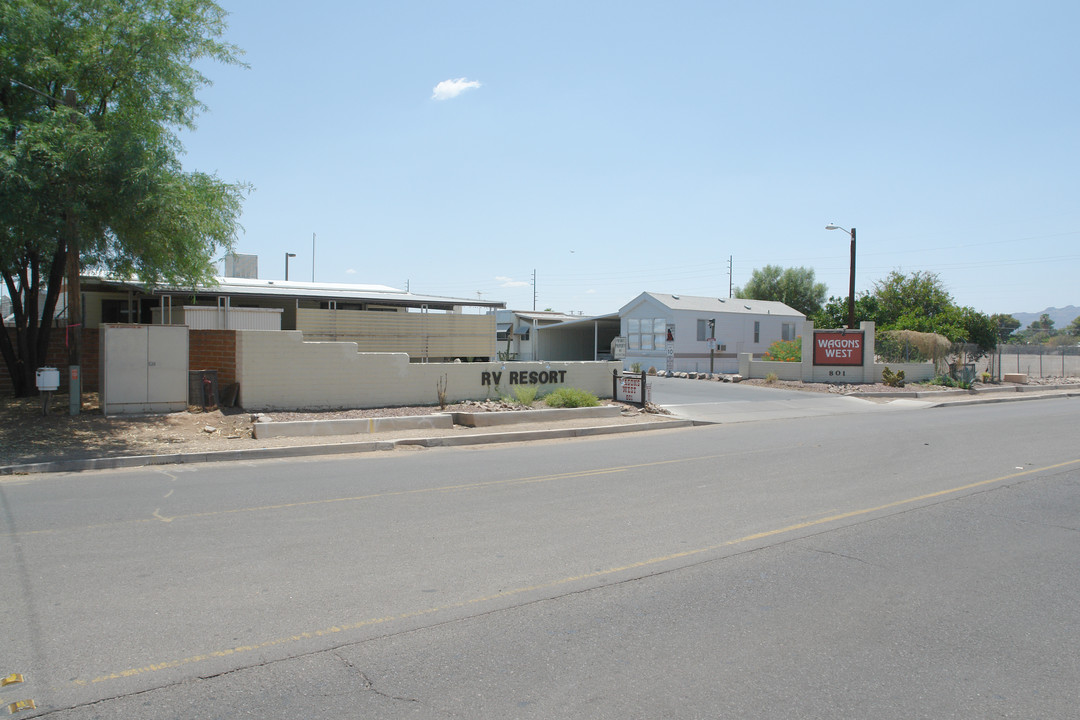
<box><xmin>813</xmin><ymin>331</ymin><xmax>864</xmax><ymax>366</ymax></box>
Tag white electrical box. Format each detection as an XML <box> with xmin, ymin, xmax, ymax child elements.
<box><xmin>35</xmin><ymin>366</ymin><xmax>60</xmax><ymax>391</ymax></box>
<box><xmin>99</xmin><ymin>324</ymin><xmax>189</xmax><ymax>415</ymax></box>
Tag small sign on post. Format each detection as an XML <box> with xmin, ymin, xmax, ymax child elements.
<box><xmin>613</xmin><ymin>371</ymin><xmax>651</xmax><ymax>404</ymax></box>
<box><xmin>612</xmin><ymin>336</ymin><xmax>627</xmax><ymax>360</ymax></box>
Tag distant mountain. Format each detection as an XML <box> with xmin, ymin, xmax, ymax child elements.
<box><xmin>1011</xmin><ymin>305</ymin><xmax>1080</xmax><ymax>330</ymax></box>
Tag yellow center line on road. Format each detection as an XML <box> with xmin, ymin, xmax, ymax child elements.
<box><xmin>75</xmin><ymin>457</ymin><xmax>1080</xmax><ymax>688</ymax></box>
<box><xmin>9</xmin><ymin>451</ymin><xmax>767</xmax><ymax>537</ymax></box>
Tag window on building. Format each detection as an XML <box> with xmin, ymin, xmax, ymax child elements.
<box><xmin>625</xmin><ymin>317</ymin><xmax>667</xmax><ymax>351</ymax></box>
<box><xmin>653</xmin><ymin>318</ymin><xmax>666</xmax><ymax>348</ymax></box>
<box><xmin>782</xmin><ymin>322</ymin><xmax>795</xmax><ymax>342</ymax></box>
<box><xmin>627</xmin><ymin>318</ymin><xmax>640</xmax><ymax>350</ymax></box>
<box><xmin>754</xmin><ymin>321</ymin><xmax>760</xmax><ymax>344</ymax></box>
<box><xmin>697</xmin><ymin>319</ymin><xmax>707</xmax><ymax>341</ymax></box>
<box><xmin>101</xmin><ymin>299</ymin><xmax>138</xmax><ymax>324</ymax></box>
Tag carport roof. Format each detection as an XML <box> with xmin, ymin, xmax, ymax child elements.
<box><xmin>538</xmin><ymin>312</ymin><xmax>620</xmax><ymax>329</ymax></box>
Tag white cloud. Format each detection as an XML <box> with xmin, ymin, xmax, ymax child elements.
<box><xmin>346</xmin><ymin>268</ymin><xmax>356</xmax><ymax>274</ymax></box>
<box><xmin>496</xmin><ymin>276</ymin><xmax>529</xmax><ymax>288</ymax></box>
<box><xmin>432</xmin><ymin>77</ymin><xmax>481</xmax><ymax>101</ymax></box>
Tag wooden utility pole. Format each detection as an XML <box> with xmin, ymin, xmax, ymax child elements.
<box><xmin>63</xmin><ymin>89</ymin><xmax>81</xmax><ymax>415</ymax></box>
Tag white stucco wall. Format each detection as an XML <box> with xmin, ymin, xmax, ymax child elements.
<box><xmin>235</xmin><ymin>330</ymin><xmax>619</xmax><ymax>410</ymax></box>
<box><xmin>737</xmin><ymin>322</ymin><xmax>937</xmax><ymax>385</ymax></box>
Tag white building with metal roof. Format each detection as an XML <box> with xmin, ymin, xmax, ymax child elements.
<box><xmin>618</xmin><ymin>292</ymin><xmax>805</xmax><ymax>374</ymax></box>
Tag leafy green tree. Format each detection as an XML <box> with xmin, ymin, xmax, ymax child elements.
<box><xmin>989</xmin><ymin>313</ymin><xmax>1021</xmax><ymax>342</ymax></box>
<box><xmin>810</xmin><ymin>293</ymin><xmax>881</xmax><ymax>329</ymax></box>
<box><xmin>736</xmin><ymin>265</ymin><xmax>827</xmax><ymax>317</ymax></box>
<box><xmin>1</xmin><ymin>0</ymin><xmax>247</xmax><ymax>396</ymax></box>
<box><xmin>1069</xmin><ymin>315</ymin><xmax>1080</xmax><ymax>337</ymax></box>
<box><xmin>1028</xmin><ymin>313</ymin><xmax>1055</xmax><ymax>334</ymax></box>
<box><xmin>1016</xmin><ymin>313</ymin><xmax>1059</xmax><ymax>345</ymax></box>
<box><xmin>872</xmin><ymin>270</ymin><xmax>953</xmax><ymax>327</ymax></box>
<box><xmin>861</xmin><ymin>270</ymin><xmax>996</xmax><ymax>356</ymax></box>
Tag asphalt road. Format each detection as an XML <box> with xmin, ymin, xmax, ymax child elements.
<box><xmin>1</xmin><ymin>397</ymin><xmax>1078</xmax><ymax>718</ymax></box>
<box><xmin>647</xmin><ymin>375</ymin><xmax>925</xmax><ymax>423</ymax></box>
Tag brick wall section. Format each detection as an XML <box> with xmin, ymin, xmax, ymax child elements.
<box><xmin>189</xmin><ymin>330</ymin><xmax>237</xmax><ymax>386</ymax></box>
<box><xmin>1</xmin><ymin>327</ymin><xmax>100</xmax><ymax>394</ymax></box>
<box><xmin>3</xmin><ymin>327</ymin><xmax>236</xmax><ymax>396</ymax></box>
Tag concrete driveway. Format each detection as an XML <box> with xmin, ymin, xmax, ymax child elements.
<box><xmin>648</xmin><ymin>375</ymin><xmax>926</xmax><ymax>424</ymax></box>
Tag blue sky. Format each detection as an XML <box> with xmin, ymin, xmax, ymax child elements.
<box><xmin>179</xmin><ymin>0</ymin><xmax>1080</xmax><ymax>317</ymax></box>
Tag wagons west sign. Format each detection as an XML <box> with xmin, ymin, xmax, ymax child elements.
<box><xmin>813</xmin><ymin>331</ymin><xmax>864</xmax><ymax>366</ymax></box>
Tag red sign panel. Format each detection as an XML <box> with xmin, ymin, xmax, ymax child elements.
<box><xmin>813</xmin><ymin>331</ymin><xmax>864</xmax><ymax>366</ymax></box>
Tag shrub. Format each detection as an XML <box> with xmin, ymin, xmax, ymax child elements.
<box><xmin>881</xmin><ymin>366</ymin><xmax>906</xmax><ymax>387</ymax></box>
<box><xmin>436</xmin><ymin>375</ymin><xmax>448</xmax><ymax>409</ymax></box>
<box><xmin>762</xmin><ymin>337</ymin><xmax>801</xmax><ymax>362</ymax></box>
<box><xmin>513</xmin><ymin>385</ymin><xmax>538</xmax><ymax>406</ymax></box>
<box><xmin>919</xmin><ymin>374</ymin><xmax>969</xmax><ymax>389</ymax></box>
<box><xmin>630</xmin><ymin>362</ymin><xmax>642</xmax><ymax>373</ymax></box>
<box><xmin>543</xmin><ymin>387</ymin><xmax>601</xmax><ymax>408</ymax></box>
<box><xmin>765</xmin><ymin>372</ymin><xmax>779</xmax><ymax>383</ymax></box>
<box><xmin>876</xmin><ymin>329</ymin><xmax>949</xmax><ymax>369</ymax></box>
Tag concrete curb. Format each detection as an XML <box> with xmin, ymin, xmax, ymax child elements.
<box><xmin>0</xmin><ymin>419</ymin><xmax>693</xmax><ymax>476</ymax></box>
<box><xmin>451</xmin><ymin>405</ymin><xmax>623</xmax><ymax>427</ymax></box>
<box><xmin>853</xmin><ymin>383</ymin><xmax>1078</xmax><ymax>399</ymax></box>
<box><xmin>252</xmin><ymin>405</ymin><xmax>625</xmax><ymax>439</ymax></box>
<box><xmin>922</xmin><ymin>390</ymin><xmax>1080</xmax><ymax>409</ymax></box>
<box><xmin>254</xmin><ymin>413</ymin><xmax>454</xmax><ymax>439</ymax></box>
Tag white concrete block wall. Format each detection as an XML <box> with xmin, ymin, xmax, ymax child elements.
<box><xmin>235</xmin><ymin>330</ymin><xmax>620</xmax><ymax>410</ymax></box>
<box><xmin>873</xmin><ymin>363</ymin><xmax>937</xmax><ymax>383</ymax></box>
<box><xmin>739</xmin><ymin>322</ymin><xmax>935</xmax><ymax>385</ymax></box>
<box><xmin>739</xmin><ymin>359</ymin><xmax>802</xmax><ymax>381</ymax></box>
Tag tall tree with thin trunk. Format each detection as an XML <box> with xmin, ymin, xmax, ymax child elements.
<box><xmin>735</xmin><ymin>265</ymin><xmax>827</xmax><ymax>317</ymax></box>
<box><xmin>1</xmin><ymin>0</ymin><xmax>248</xmax><ymax>396</ymax></box>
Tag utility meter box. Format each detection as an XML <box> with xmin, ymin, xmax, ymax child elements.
<box><xmin>36</xmin><ymin>366</ymin><xmax>60</xmax><ymax>392</ymax></box>
<box><xmin>100</xmin><ymin>324</ymin><xmax>189</xmax><ymax>414</ymax></box>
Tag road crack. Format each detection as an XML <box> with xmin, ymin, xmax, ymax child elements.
<box><xmin>336</xmin><ymin>653</ymin><xmax>420</xmax><ymax>705</ymax></box>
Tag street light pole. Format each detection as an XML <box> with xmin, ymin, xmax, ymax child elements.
<box><xmin>285</xmin><ymin>252</ymin><xmax>296</xmax><ymax>281</ymax></box>
<box><xmin>826</xmin><ymin>224</ymin><xmax>857</xmax><ymax>329</ymax></box>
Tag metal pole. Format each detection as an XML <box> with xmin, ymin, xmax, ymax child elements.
<box><xmin>312</xmin><ymin>233</ymin><xmax>316</xmax><ymax>282</ymax></box>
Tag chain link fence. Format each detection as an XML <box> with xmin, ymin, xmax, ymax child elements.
<box><xmin>976</xmin><ymin>345</ymin><xmax>1080</xmax><ymax>379</ymax></box>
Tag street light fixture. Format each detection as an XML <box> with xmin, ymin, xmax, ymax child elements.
<box><xmin>285</xmin><ymin>252</ymin><xmax>296</xmax><ymax>281</ymax></box>
<box><xmin>825</xmin><ymin>224</ymin><xmax>857</xmax><ymax>329</ymax></box>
